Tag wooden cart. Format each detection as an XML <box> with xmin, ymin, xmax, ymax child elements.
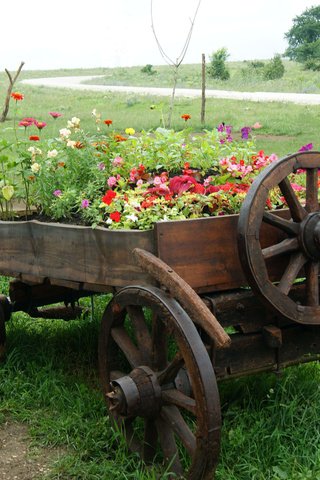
<box><xmin>0</xmin><ymin>151</ymin><xmax>320</xmax><ymax>479</ymax></box>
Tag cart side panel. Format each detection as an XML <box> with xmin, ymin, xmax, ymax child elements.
<box><xmin>0</xmin><ymin>221</ymin><xmax>156</xmax><ymax>287</ymax></box>
<box><xmin>155</xmin><ymin>212</ymin><xmax>289</xmax><ymax>293</ymax></box>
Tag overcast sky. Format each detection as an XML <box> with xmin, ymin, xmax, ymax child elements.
<box><xmin>1</xmin><ymin>0</ymin><xmax>317</xmax><ymax>71</ymax></box>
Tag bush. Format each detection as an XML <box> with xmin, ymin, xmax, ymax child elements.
<box><xmin>303</xmin><ymin>59</ymin><xmax>320</xmax><ymax>71</ymax></box>
<box><xmin>140</xmin><ymin>64</ymin><xmax>156</xmax><ymax>75</ymax></box>
<box><xmin>263</xmin><ymin>54</ymin><xmax>285</xmax><ymax>80</ymax></box>
<box><xmin>208</xmin><ymin>48</ymin><xmax>230</xmax><ymax>80</ymax></box>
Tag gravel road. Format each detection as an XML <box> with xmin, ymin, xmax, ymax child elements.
<box><xmin>21</xmin><ymin>75</ymin><xmax>320</xmax><ymax>105</ymax></box>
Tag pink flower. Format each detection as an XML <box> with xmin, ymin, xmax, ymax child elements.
<box><xmin>53</xmin><ymin>189</ymin><xmax>62</xmax><ymax>197</ymax></box>
<box><xmin>107</xmin><ymin>176</ymin><xmax>118</xmax><ymax>187</ymax></box>
<box><xmin>112</xmin><ymin>156</ymin><xmax>124</xmax><ymax>167</ymax></box>
<box><xmin>169</xmin><ymin>175</ymin><xmax>205</xmax><ymax>195</ymax></box>
<box><xmin>49</xmin><ymin>112</ymin><xmax>63</xmax><ymax>119</ymax></box>
<box><xmin>81</xmin><ymin>199</ymin><xmax>90</xmax><ymax>208</ymax></box>
<box><xmin>299</xmin><ymin>143</ymin><xmax>313</xmax><ymax>152</ymax></box>
<box><xmin>252</xmin><ymin>122</ymin><xmax>262</xmax><ymax>129</ymax></box>
<box><xmin>290</xmin><ymin>183</ymin><xmax>305</xmax><ymax>192</ymax></box>
<box><xmin>35</xmin><ymin>121</ymin><xmax>47</xmax><ymax>130</ymax></box>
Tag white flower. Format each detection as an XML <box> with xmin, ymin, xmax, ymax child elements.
<box><xmin>67</xmin><ymin>117</ymin><xmax>81</xmax><ymax>129</ymax></box>
<box><xmin>106</xmin><ymin>218</ymin><xmax>113</xmax><ymax>225</ymax></box>
<box><xmin>67</xmin><ymin>140</ymin><xmax>76</xmax><ymax>148</ymax></box>
<box><xmin>59</xmin><ymin>128</ymin><xmax>71</xmax><ymax>138</ymax></box>
<box><xmin>126</xmin><ymin>214</ymin><xmax>138</xmax><ymax>222</ymax></box>
<box><xmin>31</xmin><ymin>163</ymin><xmax>41</xmax><ymax>173</ymax></box>
<box><xmin>47</xmin><ymin>149</ymin><xmax>58</xmax><ymax>158</ymax></box>
<box><xmin>28</xmin><ymin>146</ymin><xmax>42</xmax><ymax>156</ymax></box>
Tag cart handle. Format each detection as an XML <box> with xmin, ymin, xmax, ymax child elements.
<box><xmin>133</xmin><ymin>248</ymin><xmax>231</xmax><ymax>349</ymax></box>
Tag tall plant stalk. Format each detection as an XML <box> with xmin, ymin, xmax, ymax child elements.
<box><xmin>151</xmin><ymin>0</ymin><xmax>202</xmax><ymax>128</ymax></box>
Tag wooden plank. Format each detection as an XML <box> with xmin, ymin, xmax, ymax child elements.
<box><xmin>0</xmin><ymin>220</ymin><xmax>156</xmax><ymax>288</ymax></box>
<box><xmin>155</xmin><ymin>212</ymin><xmax>289</xmax><ymax>292</ymax></box>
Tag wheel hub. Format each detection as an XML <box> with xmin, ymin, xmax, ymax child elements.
<box><xmin>299</xmin><ymin>212</ymin><xmax>320</xmax><ymax>261</ymax></box>
<box><xmin>106</xmin><ymin>366</ymin><xmax>162</xmax><ymax>418</ymax></box>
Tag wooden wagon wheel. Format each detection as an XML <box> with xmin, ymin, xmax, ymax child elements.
<box><xmin>98</xmin><ymin>285</ymin><xmax>221</xmax><ymax>479</ymax></box>
<box><xmin>238</xmin><ymin>151</ymin><xmax>320</xmax><ymax>324</ymax></box>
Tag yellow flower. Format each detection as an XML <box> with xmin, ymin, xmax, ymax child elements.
<box><xmin>125</xmin><ymin>127</ymin><xmax>135</xmax><ymax>136</ymax></box>
<box><xmin>2</xmin><ymin>185</ymin><xmax>14</xmax><ymax>201</ymax></box>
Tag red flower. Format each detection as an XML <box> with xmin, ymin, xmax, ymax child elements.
<box><xmin>102</xmin><ymin>190</ymin><xmax>117</xmax><ymax>205</ymax></box>
<box><xmin>11</xmin><ymin>92</ymin><xmax>24</xmax><ymax>101</ymax></box>
<box><xmin>19</xmin><ymin>120</ymin><xmax>32</xmax><ymax>128</ymax></box>
<box><xmin>181</xmin><ymin>114</ymin><xmax>191</xmax><ymax>122</ymax></box>
<box><xmin>29</xmin><ymin>135</ymin><xmax>40</xmax><ymax>141</ymax></box>
<box><xmin>169</xmin><ymin>175</ymin><xmax>204</xmax><ymax>195</ymax></box>
<box><xmin>104</xmin><ymin>119</ymin><xmax>113</xmax><ymax>126</ymax></box>
<box><xmin>35</xmin><ymin>121</ymin><xmax>47</xmax><ymax>130</ymax></box>
<box><xmin>49</xmin><ymin>111</ymin><xmax>62</xmax><ymax>119</ymax></box>
<box><xmin>110</xmin><ymin>211</ymin><xmax>121</xmax><ymax>222</ymax></box>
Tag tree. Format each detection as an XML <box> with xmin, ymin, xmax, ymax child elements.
<box><xmin>0</xmin><ymin>61</ymin><xmax>25</xmax><ymax>122</ymax></box>
<box><xmin>151</xmin><ymin>0</ymin><xmax>202</xmax><ymax>128</ymax></box>
<box><xmin>284</xmin><ymin>5</ymin><xmax>320</xmax><ymax>69</ymax></box>
<box><xmin>207</xmin><ymin>48</ymin><xmax>230</xmax><ymax>80</ymax></box>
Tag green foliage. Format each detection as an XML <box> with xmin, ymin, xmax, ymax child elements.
<box><xmin>263</xmin><ymin>54</ymin><xmax>285</xmax><ymax>80</ymax></box>
<box><xmin>140</xmin><ymin>64</ymin><xmax>157</xmax><ymax>75</ymax></box>
<box><xmin>208</xmin><ymin>48</ymin><xmax>230</xmax><ymax>80</ymax></box>
<box><xmin>285</xmin><ymin>5</ymin><xmax>320</xmax><ymax>67</ymax></box>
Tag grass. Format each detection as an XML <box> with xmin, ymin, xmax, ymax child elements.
<box><xmin>0</xmin><ymin>59</ymin><xmax>319</xmax><ymax>157</ymax></box>
<box><xmin>0</xmin><ymin>63</ymin><xmax>319</xmax><ymax>478</ymax></box>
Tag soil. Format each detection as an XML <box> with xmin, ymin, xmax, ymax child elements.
<box><xmin>0</xmin><ymin>421</ymin><xmax>62</xmax><ymax>480</ymax></box>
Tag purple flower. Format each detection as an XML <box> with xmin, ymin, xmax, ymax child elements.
<box><xmin>81</xmin><ymin>199</ymin><xmax>90</xmax><ymax>208</ymax></box>
<box><xmin>298</xmin><ymin>143</ymin><xmax>313</xmax><ymax>152</ymax></box>
<box><xmin>225</xmin><ymin>125</ymin><xmax>232</xmax><ymax>135</ymax></box>
<box><xmin>97</xmin><ymin>162</ymin><xmax>106</xmax><ymax>171</ymax></box>
<box><xmin>217</xmin><ymin>123</ymin><xmax>225</xmax><ymax>132</ymax></box>
<box><xmin>241</xmin><ymin>126</ymin><xmax>252</xmax><ymax>140</ymax></box>
<box><xmin>53</xmin><ymin>189</ymin><xmax>62</xmax><ymax>197</ymax></box>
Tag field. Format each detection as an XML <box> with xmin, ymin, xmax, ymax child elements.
<box><xmin>0</xmin><ymin>61</ymin><xmax>320</xmax><ymax>479</ymax></box>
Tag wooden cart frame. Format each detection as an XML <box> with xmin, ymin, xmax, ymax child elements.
<box><xmin>0</xmin><ymin>151</ymin><xmax>320</xmax><ymax>479</ymax></box>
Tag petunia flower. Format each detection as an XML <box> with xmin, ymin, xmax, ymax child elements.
<box><xmin>110</xmin><ymin>211</ymin><xmax>121</xmax><ymax>222</ymax></box>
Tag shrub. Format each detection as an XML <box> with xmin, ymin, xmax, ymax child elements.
<box><xmin>208</xmin><ymin>48</ymin><xmax>230</xmax><ymax>80</ymax></box>
<box><xmin>263</xmin><ymin>54</ymin><xmax>285</xmax><ymax>80</ymax></box>
<box><xmin>140</xmin><ymin>64</ymin><xmax>156</xmax><ymax>75</ymax></box>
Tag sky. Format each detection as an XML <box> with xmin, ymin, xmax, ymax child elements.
<box><xmin>1</xmin><ymin>0</ymin><xmax>317</xmax><ymax>71</ymax></box>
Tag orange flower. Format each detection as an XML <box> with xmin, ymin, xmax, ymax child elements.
<box><xmin>114</xmin><ymin>134</ymin><xmax>127</xmax><ymax>142</ymax></box>
<box><xmin>11</xmin><ymin>92</ymin><xmax>24</xmax><ymax>101</ymax></box>
<box><xmin>181</xmin><ymin>114</ymin><xmax>191</xmax><ymax>122</ymax></box>
<box><xmin>58</xmin><ymin>161</ymin><xmax>65</xmax><ymax>167</ymax></box>
<box><xmin>74</xmin><ymin>141</ymin><xmax>84</xmax><ymax>149</ymax></box>
<box><xmin>104</xmin><ymin>119</ymin><xmax>113</xmax><ymax>126</ymax></box>
<box><xmin>29</xmin><ymin>135</ymin><xmax>40</xmax><ymax>141</ymax></box>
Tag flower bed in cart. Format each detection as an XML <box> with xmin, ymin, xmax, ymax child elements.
<box><xmin>0</xmin><ymin>104</ymin><xmax>312</xmax><ymax>230</ymax></box>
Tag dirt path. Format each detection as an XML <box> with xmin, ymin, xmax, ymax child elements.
<box><xmin>0</xmin><ymin>421</ymin><xmax>61</xmax><ymax>480</ymax></box>
<box><xmin>20</xmin><ymin>76</ymin><xmax>320</xmax><ymax>105</ymax></box>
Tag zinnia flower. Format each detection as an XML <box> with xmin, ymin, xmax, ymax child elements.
<box><xmin>11</xmin><ymin>92</ymin><xmax>24</xmax><ymax>101</ymax></box>
<box><xmin>49</xmin><ymin>112</ymin><xmax>63</xmax><ymax>119</ymax></box>
<box><xmin>104</xmin><ymin>119</ymin><xmax>113</xmax><ymax>126</ymax></box>
<box><xmin>125</xmin><ymin>127</ymin><xmax>135</xmax><ymax>135</ymax></box>
<box><xmin>35</xmin><ymin>121</ymin><xmax>47</xmax><ymax>130</ymax></box>
<box><xmin>29</xmin><ymin>135</ymin><xmax>40</xmax><ymax>141</ymax></box>
<box><xmin>31</xmin><ymin>163</ymin><xmax>41</xmax><ymax>173</ymax></box>
<box><xmin>181</xmin><ymin>114</ymin><xmax>191</xmax><ymax>122</ymax></box>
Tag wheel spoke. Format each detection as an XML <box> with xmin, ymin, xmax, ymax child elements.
<box><xmin>306</xmin><ymin>168</ymin><xmax>319</xmax><ymax>213</ymax></box>
<box><xmin>262</xmin><ymin>237</ymin><xmax>299</xmax><ymax>260</ymax></box>
<box><xmin>157</xmin><ymin>352</ymin><xmax>184</xmax><ymax>385</ymax></box>
<box><xmin>306</xmin><ymin>261</ymin><xmax>319</xmax><ymax>306</ymax></box>
<box><xmin>156</xmin><ymin>416</ymin><xmax>183</xmax><ymax>476</ymax></box>
<box><xmin>278</xmin><ymin>252</ymin><xmax>307</xmax><ymax>295</ymax></box>
<box><xmin>152</xmin><ymin>312</ymin><xmax>168</xmax><ymax>371</ymax></box>
<box><xmin>279</xmin><ymin>177</ymin><xmax>307</xmax><ymax>221</ymax></box>
<box><xmin>263</xmin><ymin>211</ymin><xmax>299</xmax><ymax>236</ymax></box>
<box><xmin>111</xmin><ymin>326</ymin><xmax>143</xmax><ymax>367</ymax></box>
<box><xmin>126</xmin><ymin>306</ymin><xmax>153</xmax><ymax>363</ymax></box>
<box><xmin>161</xmin><ymin>405</ymin><xmax>196</xmax><ymax>455</ymax></box>
<box><xmin>162</xmin><ymin>388</ymin><xmax>196</xmax><ymax>415</ymax></box>
<box><xmin>143</xmin><ymin>419</ymin><xmax>158</xmax><ymax>463</ymax></box>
